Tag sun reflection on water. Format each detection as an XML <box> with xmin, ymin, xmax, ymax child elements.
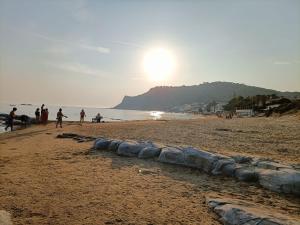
<box><xmin>150</xmin><ymin>111</ymin><xmax>164</xmax><ymax>120</ymax></box>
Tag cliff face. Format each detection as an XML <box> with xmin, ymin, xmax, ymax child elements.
<box><xmin>114</xmin><ymin>82</ymin><xmax>300</xmax><ymax>111</ymax></box>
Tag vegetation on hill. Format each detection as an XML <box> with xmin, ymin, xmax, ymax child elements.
<box><xmin>223</xmin><ymin>94</ymin><xmax>300</xmax><ymax>116</ymax></box>
<box><xmin>223</xmin><ymin>94</ymin><xmax>277</xmax><ymax>111</ymax></box>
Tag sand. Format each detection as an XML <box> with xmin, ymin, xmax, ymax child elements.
<box><xmin>0</xmin><ymin>115</ymin><xmax>299</xmax><ymax>225</ymax></box>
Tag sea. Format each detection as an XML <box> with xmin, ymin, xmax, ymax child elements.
<box><xmin>0</xmin><ymin>103</ymin><xmax>201</xmax><ymax>133</ymax></box>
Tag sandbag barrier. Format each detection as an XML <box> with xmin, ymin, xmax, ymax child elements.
<box><xmin>57</xmin><ymin>133</ymin><xmax>300</xmax><ymax>196</ymax></box>
<box><xmin>206</xmin><ymin>197</ymin><xmax>299</xmax><ymax>225</ymax></box>
<box><xmin>91</xmin><ymin>137</ymin><xmax>300</xmax><ymax>197</ymax></box>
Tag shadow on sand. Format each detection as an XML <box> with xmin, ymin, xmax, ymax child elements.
<box><xmin>85</xmin><ymin>149</ymin><xmax>299</xmax><ymax>215</ymax></box>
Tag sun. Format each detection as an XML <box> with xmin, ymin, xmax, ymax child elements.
<box><xmin>143</xmin><ymin>48</ymin><xmax>176</xmax><ymax>81</ymax></box>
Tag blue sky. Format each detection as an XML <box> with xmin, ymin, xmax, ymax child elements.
<box><xmin>0</xmin><ymin>0</ymin><xmax>299</xmax><ymax>107</ymax></box>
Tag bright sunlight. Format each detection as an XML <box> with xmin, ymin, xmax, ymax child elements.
<box><xmin>143</xmin><ymin>48</ymin><xmax>176</xmax><ymax>81</ymax></box>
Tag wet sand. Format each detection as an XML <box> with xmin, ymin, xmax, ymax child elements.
<box><xmin>0</xmin><ymin>115</ymin><xmax>299</xmax><ymax>224</ymax></box>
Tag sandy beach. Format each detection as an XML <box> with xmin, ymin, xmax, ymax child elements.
<box><xmin>0</xmin><ymin>115</ymin><xmax>300</xmax><ymax>225</ymax></box>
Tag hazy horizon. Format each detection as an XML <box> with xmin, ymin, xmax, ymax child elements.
<box><xmin>1</xmin><ymin>0</ymin><xmax>300</xmax><ymax>107</ymax></box>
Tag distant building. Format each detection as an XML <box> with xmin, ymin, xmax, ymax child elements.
<box><xmin>236</xmin><ymin>109</ymin><xmax>254</xmax><ymax>117</ymax></box>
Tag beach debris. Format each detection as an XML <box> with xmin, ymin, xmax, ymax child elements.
<box><xmin>57</xmin><ymin>133</ymin><xmax>78</xmax><ymax>138</ymax></box>
<box><xmin>138</xmin><ymin>168</ymin><xmax>159</xmax><ymax>175</ymax></box>
<box><xmin>0</xmin><ymin>210</ymin><xmax>13</xmax><ymax>225</ymax></box>
<box><xmin>215</xmin><ymin>128</ymin><xmax>232</xmax><ymax>132</ymax></box>
<box><xmin>56</xmin><ymin>133</ymin><xmax>96</xmax><ymax>142</ymax></box>
<box><xmin>206</xmin><ymin>197</ymin><xmax>299</xmax><ymax>225</ymax></box>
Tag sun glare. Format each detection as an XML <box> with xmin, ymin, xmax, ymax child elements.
<box><xmin>143</xmin><ymin>48</ymin><xmax>176</xmax><ymax>81</ymax></box>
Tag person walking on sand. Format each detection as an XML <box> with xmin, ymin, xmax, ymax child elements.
<box><xmin>56</xmin><ymin>108</ymin><xmax>67</xmax><ymax>128</ymax></box>
<box><xmin>5</xmin><ymin>107</ymin><xmax>17</xmax><ymax>131</ymax></box>
<box><xmin>80</xmin><ymin>109</ymin><xmax>86</xmax><ymax>124</ymax></box>
<box><xmin>35</xmin><ymin>108</ymin><xmax>40</xmax><ymax>123</ymax></box>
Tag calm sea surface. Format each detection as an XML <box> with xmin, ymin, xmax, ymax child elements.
<box><xmin>0</xmin><ymin>103</ymin><xmax>201</xmax><ymax>133</ymax></box>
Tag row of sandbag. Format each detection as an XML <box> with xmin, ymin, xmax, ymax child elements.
<box><xmin>93</xmin><ymin>138</ymin><xmax>300</xmax><ymax>196</ymax></box>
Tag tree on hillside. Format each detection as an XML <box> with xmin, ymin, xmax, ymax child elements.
<box><xmin>223</xmin><ymin>94</ymin><xmax>282</xmax><ymax>111</ymax></box>
<box><xmin>206</xmin><ymin>100</ymin><xmax>217</xmax><ymax>112</ymax></box>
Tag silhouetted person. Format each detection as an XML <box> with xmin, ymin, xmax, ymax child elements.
<box><xmin>80</xmin><ymin>109</ymin><xmax>86</xmax><ymax>124</ymax></box>
<box><xmin>56</xmin><ymin>108</ymin><xmax>67</xmax><ymax>128</ymax></box>
<box><xmin>35</xmin><ymin>108</ymin><xmax>40</xmax><ymax>122</ymax></box>
<box><xmin>5</xmin><ymin>107</ymin><xmax>17</xmax><ymax>131</ymax></box>
<box><xmin>41</xmin><ymin>104</ymin><xmax>45</xmax><ymax>117</ymax></box>
<box><xmin>96</xmin><ymin>113</ymin><xmax>102</xmax><ymax>123</ymax></box>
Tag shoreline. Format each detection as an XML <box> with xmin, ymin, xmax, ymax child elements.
<box><xmin>0</xmin><ymin>115</ymin><xmax>206</xmax><ymax>134</ymax></box>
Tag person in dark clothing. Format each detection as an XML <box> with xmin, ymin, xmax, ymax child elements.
<box><xmin>35</xmin><ymin>108</ymin><xmax>40</xmax><ymax>122</ymax></box>
<box><xmin>56</xmin><ymin>108</ymin><xmax>67</xmax><ymax>128</ymax></box>
<box><xmin>41</xmin><ymin>104</ymin><xmax>45</xmax><ymax>113</ymax></box>
<box><xmin>40</xmin><ymin>104</ymin><xmax>45</xmax><ymax>123</ymax></box>
<box><xmin>80</xmin><ymin>109</ymin><xmax>86</xmax><ymax>124</ymax></box>
<box><xmin>41</xmin><ymin>108</ymin><xmax>49</xmax><ymax>124</ymax></box>
<box><xmin>96</xmin><ymin>113</ymin><xmax>102</xmax><ymax>123</ymax></box>
<box><xmin>5</xmin><ymin>107</ymin><xmax>17</xmax><ymax>131</ymax></box>
<box><xmin>44</xmin><ymin>108</ymin><xmax>49</xmax><ymax>124</ymax></box>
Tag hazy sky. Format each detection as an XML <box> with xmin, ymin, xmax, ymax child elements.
<box><xmin>1</xmin><ymin>0</ymin><xmax>299</xmax><ymax>107</ymax></box>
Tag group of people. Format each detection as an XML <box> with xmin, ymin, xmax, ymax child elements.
<box><xmin>4</xmin><ymin>105</ymin><xmax>103</xmax><ymax>132</ymax></box>
<box><xmin>35</xmin><ymin>104</ymin><xmax>70</xmax><ymax>128</ymax></box>
<box><xmin>35</xmin><ymin>104</ymin><xmax>49</xmax><ymax>124</ymax></box>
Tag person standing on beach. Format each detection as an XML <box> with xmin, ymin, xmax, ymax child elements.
<box><xmin>40</xmin><ymin>104</ymin><xmax>45</xmax><ymax>122</ymax></box>
<box><xmin>5</xmin><ymin>107</ymin><xmax>17</xmax><ymax>131</ymax></box>
<box><xmin>45</xmin><ymin>109</ymin><xmax>49</xmax><ymax>124</ymax></box>
<box><xmin>42</xmin><ymin>108</ymin><xmax>49</xmax><ymax>124</ymax></box>
<box><xmin>41</xmin><ymin>109</ymin><xmax>45</xmax><ymax>123</ymax></box>
<box><xmin>56</xmin><ymin>108</ymin><xmax>67</xmax><ymax>128</ymax></box>
<box><xmin>35</xmin><ymin>108</ymin><xmax>40</xmax><ymax>123</ymax></box>
<box><xmin>80</xmin><ymin>109</ymin><xmax>86</xmax><ymax>124</ymax></box>
<box><xmin>41</xmin><ymin>104</ymin><xmax>45</xmax><ymax>113</ymax></box>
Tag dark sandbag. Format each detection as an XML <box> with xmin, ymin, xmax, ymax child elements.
<box><xmin>258</xmin><ymin>168</ymin><xmax>300</xmax><ymax>196</ymax></box>
<box><xmin>183</xmin><ymin>147</ymin><xmax>226</xmax><ymax>173</ymax></box>
<box><xmin>235</xmin><ymin>167</ymin><xmax>258</xmax><ymax>182</ymax></box>
<box><xmin>158</xmin><ymin>147</ymin><xmax>185</xmax><ymax>165</ymax></box>
<box><xmin>94</xmin><ymin>138</ymin><xmax>112</xmax><ymax>150</ymax></box>
<box><xmin>117</xmin><ymin>141</ymin><xmax>146</xmax><ymax>157</ymax></box>
<box><xmin>138</xmin><ymin>146</ymin><xmax>161</xmax><ymax>159</ymax></box>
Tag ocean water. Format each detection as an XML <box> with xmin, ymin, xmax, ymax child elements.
<box><xmin>0</xmin><ymin>103</ymin><xmax>201</xmax><ymax>132</ymax></box>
